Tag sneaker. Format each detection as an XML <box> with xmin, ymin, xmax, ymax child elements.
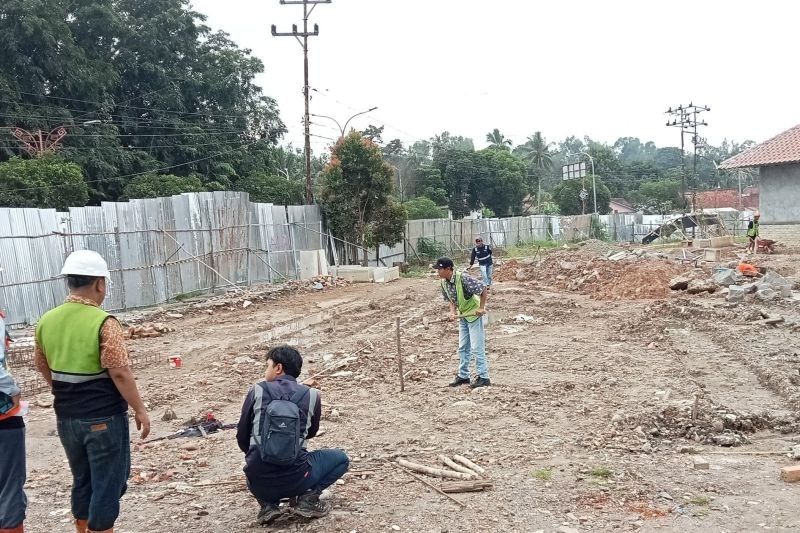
<box><xmin>294</xmin><ymin>490</ymin><xmax>330</xmax><ymax>519</ymax></box>
<box><xmin>470</xmin><ymin>377</ymin><xmax>491</xmax><ymax>388</ymax></box>
<box><xmin>257</xmin><ymin>502</ymin><xmax>284</xmax><ymax>525</ymax></box>
<box><xmin>449</xmin><ymin>376</ymin><xmax>471</xmax><ymax>387</ymax></box>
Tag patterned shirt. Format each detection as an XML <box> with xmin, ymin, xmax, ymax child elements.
<box><xmin>34</xmin><ymin>296</ymin><xmax>131</xmax><ymax>376</ymax></box>
<box><xmin>441</xmin><ymin>271</ymin><xmax>485</xmax><ymax>303</ymax></box>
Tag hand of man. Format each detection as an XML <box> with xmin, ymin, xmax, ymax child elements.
<box><xmin>302</xmin><ymin>377</ymin><xmax>320</xmax><ymax>387</ymax></box>
<box><xmin>448</xmin><ymin>313</ymin><xmax>457</xmax><ymax>322</ymax></box>
<box><xmin>135</xmin><ymin>409</ymin><xmax>151</xmax><ymax>440</ymax></box>
<box><xmin>475</xmin><ymin>308</ymin><xmax>487</xmax><ymax>317</ymax></box>
<box><xmin>11</xmin><ymin>394</ymin><xmax>20</xmax><ymax>410</ymax></box>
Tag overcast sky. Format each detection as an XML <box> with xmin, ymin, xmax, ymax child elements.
<box><xmin>190</xmin><ymin>0</ymin><xmax>799</xmax><ymax>153</ymax></box>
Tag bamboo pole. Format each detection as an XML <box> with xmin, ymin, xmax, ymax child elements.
<box><xmin>452</xmin><ymin>455</ymin><xmax>486</xmax><ymax>475</ymax></box>
<box><xmin>385</xmin><ymin>459</ymin><xmax>466</xmax><ymax>508</ymax></box>
<box><xmin>438</xmin><ymin>455</ymin><xmax>478</xmax><ymax>477</ymax></box>
<box><xmin>396</xmin><ymin>459</ymin><xmax>475</xmax><ymax>480</ymax></box>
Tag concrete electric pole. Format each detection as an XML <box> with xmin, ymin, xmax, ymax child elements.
<box><xmin>666</xmin><ymin>103</ymin><xmax>710</xmax><ymax>214</ymax></box>
<box><xmin>272</xmin><ymin>0</ymin><xmax>331</xmax><ymax>204</ymax></box>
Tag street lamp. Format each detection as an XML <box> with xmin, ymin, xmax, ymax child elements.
<box><xmin>311</xmin><ymin>107</ymin><xmax>378</xmax><ymax>138</ymax></box>
<box><xmin>574</xmin><ymin>151</ymin><xmax>597</xmax><ymax>214</ymax></box>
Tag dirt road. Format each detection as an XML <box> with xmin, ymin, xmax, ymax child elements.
<box><xmin>21</xmin><ymin>250</ymin><xmax>800</xmax><ymax>532</ymax></box>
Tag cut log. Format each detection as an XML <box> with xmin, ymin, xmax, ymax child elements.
<box><xmin>396</xmin><ymin>459</ymin><xmax>474</xmax><ymax>480</ymax></box>
<box><xmin>438</xmin><ymin>455</ymin><xmax>478</xmax><ymax>478</ymax></box>
<box><xmin>440</xmin><ymin>480</ymin><xmax>494</xmax><ymax>493</ymax></box>
<box><xmin>452</xmin><ymin>454</ymin><xmax>486</xmax><ymax>475</ymax></box>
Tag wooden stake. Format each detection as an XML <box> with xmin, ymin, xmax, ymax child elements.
<box><xmin>438</xmin><ymin>455</ymin><xmax>478</xmax><ymax>477</ymax></box>
<box><xmin>384</xmin><ymin>459</ymin><xmax>466</xmax><ymax>508</ymax></box>
<box><xmin>452</xmin><ymin>454</ymin><xmax>486</xmax><ymax>475</ymax></box>
<box><xmin>396</xmin><ymin>459</ymin><xmax>474</xmax><ymax>480</ymax></box>
<box><xmin>396</xmin><ymin>317</ymin><xmax>405</xmax><ymax>392</ymax></box>
<box><xmin>440</xmin><ymin>480</ymin><xmax>494</xmax><ymax>493</ymax></box>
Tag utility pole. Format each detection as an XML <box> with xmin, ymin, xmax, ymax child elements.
<box><xmin>666</xmin><ymin>103</ymin><xmax>710</xmax><ymax>214</ymax></box>
<box><xmin>272</xmin><ymin>0</ymin><xmax>331</xmax><ymax>205</ymax></box>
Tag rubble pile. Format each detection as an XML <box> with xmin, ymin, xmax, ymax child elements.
<box><xmin>499</xmin><ymin>250</ymin><xmax>689</xmax><ymax>300</ymax></box>
<box><xmin>671</xmin><ymin>265</ymin><xmax>796</xmax><ymax>302</ymax></box>
<box><xmin>123</xmin><ymin>322</ymin><xmax>175</xmax><ymax>340</ymax></box>
<box><xmin>611</xmin><ymin>400</ymin><xmax>799</xmax><ymax>449</ymax></box>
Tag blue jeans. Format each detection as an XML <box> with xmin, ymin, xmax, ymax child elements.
<box><xmin>57</xmin><ymin>413</ymin><xmax>130</xmax><ymax>531</ymax></box>
<box><xmin>301</xmin><ymin>448</ymin><xmax>350</xmax><ymax>493</ymax></box>
<box><xmin>458</xmin><ymin>317</ymin><xmax>489</xmax><ymax>379</ymax></box>
<box><xmin>0</xmin><ymin>427</ymin><xmax>26</xmax><ymax>529</ymax></box>
<box><xmin>480</xmin><ymin>264</ymin><xmax>493</xmax><ymax>286</ymax></box>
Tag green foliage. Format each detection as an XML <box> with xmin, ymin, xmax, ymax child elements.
<box><xmin>404</xmin><ymin>197</ymin><xmax>446</xmax><ymax>220</ymax></box>
<box><xmin>122</xmin><ymin>173</ymin><xmax>205</xmax><ymax>199</ymax></box>
<box><xmin>481</xmin><ymin>207</ymin><xmax>496</xmax><ymax>218</ymax></box>
<box><xmin>476</xmin><ymin>149</ymin><xmax>527</xmax><ymax>216</ymax></box>
<box><xmin>415</xmin><ymin>237</ymin><xmax>448</xmax><ymax>260</ymax></box>
<box><xmin>319</xmin><ymin>131</ymin><xmax>406</xmax><ymax>249</ymax></box>
<box><xmin>0</xmin><ymin>0</ymin><xmax>284</xmax><ymax>204</ymax></box>
<box><xmin>532</xmin><ymin>468</ymin><xmax>553</xmax><ymax>481</ymax></box>
<box><xmin>632</xmin><ymin>178</ymin><xmax>682</xmax><ymax>214</ymax></box>
<box><xmin>552</xmin><ymin>176</ymin><xmax>612</xmax><ymax>216</ymax></box>
<box><xmin>590</xmin><ymin>466</ymin><xmax>613</xmax><ymax>479</ymax></box>
<box><xmin>485</xmin><ymin>128</ymin><xmax>513</xmax><ymax>150</ymax></box>
<box><xmin>0</xmin><ymin>155</ymin><xmax>88</xmax><ymax>209</ymax></box>
<box><xmin>235</xmin><ymin>173</ymin><xmax>304</xmax><ymax>205</ymax></box>
<box><xmin>689</xmin><ymin>495</ymin><xmax>711</xmax><ymax>506</ymax></box>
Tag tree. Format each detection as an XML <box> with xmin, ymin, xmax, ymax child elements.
<box><xmin>235</xmin><ymin>173</ymin><xmax>304</xmax><ymax>205</ymax></box>
<box><xmin>122</xmin><ymin>173</ymin><xmax>206</xmax><ymax>199</ymax></box>
<box><xmin>632</xmin><ymin>178</ymin><xmax>682</xmax><ymax>214</ymax></box>
<box><xmin>516</xmin><ymin>132</ymin><xmax>553</xmax><ymax>171</ymax></box>
<box><xmin>361</xmin><ymin>125</ymin><xmax>384</xmax><ymax>145</ymax></box>
<box><xmin>433</xmin><ymin>148</ymin><xmax>482</xmax><ymax>218</ymax></box>
<box><xmin>0</xmin><ymin>156</ymin><xmax>88</xmax><ymax>209</ymax></box>
<box><xmin>552</xmin><ymin>176</ymin><xmax>611</xmax><ymax>216</ymax></box>
<box><xmin>0</xmin><ymin>0</ymin><xmax>285</xmax><ymax>204</ymax></box>
<box><xmin>476</xmin><ymin>149</ymin><xmax>527</xmax><ymax>216</ymax></box>
<box><xmin>430</xmin><ymin>131</ymin><xmax>474</xmax><ymax>159</ymax></box>
<box><xmin>485</xmin><ymin>128</ymin><xmax>512</xmax><ymax>150</ymax></box>
<box><xmin>404</xmin><ymin>197</ymin><xmax>446</xmax><ymax>220</ymax></box>
<box><xmin>319</xmin><ymin>132</ymin><xmax>407</xmax><ymax>257</ymax></box>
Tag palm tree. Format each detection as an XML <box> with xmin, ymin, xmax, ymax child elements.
<box><xmin>517</xmin><ymin>132</ymin><xmax>554</xmax><ymax>213</ymax></box>
<box><xmin>485</xmin><ymin>128</ymin><xmax>512</xmax><ymax>150</ymax></box>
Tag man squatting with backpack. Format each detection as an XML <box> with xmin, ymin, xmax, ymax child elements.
<box><xmin>435</xmin><ymin>257</ymin><xmax>491</xmax><ymax>388</ymax></box>
<box><xmin>237</xmin><ymin>346</ymin><xmax>350</xmax><ymax>525</ymax></box>
<box><xmin>469</xmin><ymin>236</ymin><xmax>493</xmax><ymax>288</ymax></box>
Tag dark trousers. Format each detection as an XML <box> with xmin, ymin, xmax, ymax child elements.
<box><xmin>249</xmin><ymin>448</ymin><xmax>350</xmax><ymax>505</ymax></box>
<box><xmin>0</xmin><ymin>427</ymin><xmax>26</xmax><ymax>529</ymax></box>
<box><xmin>57</xmin><ymin>413</ymin><xmax>130</xmax><ymax>531</ymax></box>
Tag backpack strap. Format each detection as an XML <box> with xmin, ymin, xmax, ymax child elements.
<box><xmin>250</xmin><ymin>382</ymin><xmax>267</xmax><ymax>447</ymax></box>
<box><xmin>288</xmin><ymin>385</ymin><xmax>318</xmax><ymax>439</ymax></box>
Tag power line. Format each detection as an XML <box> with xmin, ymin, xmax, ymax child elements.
<box><xmin>0</xmin><ymin>140</ymin><xmax>260</xmax><ymax>194</ymax></box>
<box><xmin>665</xmin><ymin>103</ymin><xmax>710</xmax><ymax>213</ymax></box>
<box><xmin>272</xmin><ymin>0</ymin><xmax>331</xmax><ymax>204</ymax></box>
<box><xmin>3</xmin><ymin>89</ymin><xmax>255</xmax><ymax>122</ymax></box>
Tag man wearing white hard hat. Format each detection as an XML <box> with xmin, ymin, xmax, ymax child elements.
<box><xmin>34</xmin><ymin>250</ymin><xmax>150</xmax><ymax>533</ymax></box>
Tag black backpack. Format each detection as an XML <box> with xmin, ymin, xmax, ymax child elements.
<box><xmin>251</xmin><ymin>382</ymin><xmax>314</xmax><ymax>465</ymax></box>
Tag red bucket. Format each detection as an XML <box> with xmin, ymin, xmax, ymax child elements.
<box><xmin>169</xmin><ymin>356</ymin><xmax>183</xmax><ymax>369</ymax></box>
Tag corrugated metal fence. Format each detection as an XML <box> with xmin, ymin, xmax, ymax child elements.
<box><xmin>0</xmin><ymin>192</ymin><xmax>326</xmax><ymax>326</ymax></box>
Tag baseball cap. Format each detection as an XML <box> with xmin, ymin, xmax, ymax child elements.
<box><xmin>432</xmin><ymin>257</ymin><xmax>454</xmax><ymax>270</ymax></box>
<box><xmin>61</xmin><ymin>250</ymin><xmax>111</xmax><ymax>278</ymax></box>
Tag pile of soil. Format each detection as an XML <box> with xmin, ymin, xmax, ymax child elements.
<box><xmin>499</xmin><ymin>252</ymin><xmax>691</xmax><ymax>300</ymax></box>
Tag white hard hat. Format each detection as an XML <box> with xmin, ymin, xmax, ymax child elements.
<box><xmin>61</xmin><ymin>250</ymin><xmax>111</xmax><ymax>278</ymax></box>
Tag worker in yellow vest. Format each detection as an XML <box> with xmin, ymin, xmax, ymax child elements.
<box><xmin>35</xmin><ymin>250</ymin><xmax>150</xmax><ymax>533</ymax></box>
<box><xmin>434</xmin><ymin>257</ymin><xmax>491</xmax><ymax>388</ymax></box>
<box><xmin>746</xmin><ymin>212</ymin><xmax>760</xmax><ymax>253</ymax></box>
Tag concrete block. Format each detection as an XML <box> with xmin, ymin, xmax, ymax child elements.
<box><xmin>704</xmin><ymin>248</ymin><xmax>722</xmax><ymax>262</ymax></box>
<box><xmin>298</xmin><ymin>250</ymin><xmax>321</xmax><ymax>280</ymax></box>
<box><xmin>695</xmin><ymin>239</ymin><xmax>712</xmax><ymax>249</ymax></box>
<box><xmin>333</xmin><ymin>266</ymin><xmax>372</xmax><ymax>283</ymax></box>
<box><xmin>727</xmin><ymin>285</ymin><xmax>746</xmax><ymax>302</ymax></box>
<box><xmin>712</xmin><ymin>268</ymin><xmax>736</xmax><ymax>286</ymax></box>
<box><xmin>710</xmin><ymin>236</ymin><xmax>735</xmax><ymax>248</ymax></box>
<box><xmin>780</xmin><ymin>465</ymin><xmax>800</xmax><ymax>482</ymax></box>
<box><xmin>693</xmin><ymin>457</ymin><xmax>710</xmax><ymax>470</ymax></box>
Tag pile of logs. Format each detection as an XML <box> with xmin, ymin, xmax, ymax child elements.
<box><xmin>124</xmin><ymin>322</ymin><xmax>175</xmax><ymax>340</ymax></box>
<box><xmin>395</xmin><ymin>454</ymin><xmax>493</xmax><ymax>494</ymax></box>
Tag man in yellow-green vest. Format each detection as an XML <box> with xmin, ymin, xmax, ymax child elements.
<box><xmin>35</xmin><ymin>250</ymin><xmax>150</xmax><ymax>533</ymax></box>
<box><xmin>746</xmin><ymin>212</ymin><xmax>760</xmax><ymax>253</ymax></box>
<box><xmin>434</xmin><ymin>257</ymin><xmax>491</xmax><ymax>388</ymax></box>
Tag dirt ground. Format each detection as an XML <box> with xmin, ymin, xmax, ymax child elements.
<box><xmin>20</xmin><ymin>243</ymin><xmax>800</xmax><ymax>533</ymax></box>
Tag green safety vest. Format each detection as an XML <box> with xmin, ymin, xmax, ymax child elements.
<box><xmin>36</xmin><ymin>302</ymin><xmax>109</xmax><ymax>376</ymax></box>
<box><xmin>442</xmin><ymin>271</ymin><xmax>481</xmax><ymax>323</ymax></box>
<box><xmin>747</xmin><ymin>221</ymin><xmax>759</xmax><ymax>238</ymax></box>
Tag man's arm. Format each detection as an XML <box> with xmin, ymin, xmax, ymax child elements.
<box><xmin>477</xmin><ymin>291</ymin><xmax>488</xmax><ymax>314</ymax></box>
<box><xmin>236</xmin><ymin>387</ymin><xmax>255</xmax><ymax>452</ymax></box>
<box><xmin>469</xmin><ymin>247</ymin><xmax>476</xmax><ymax>267</ymax></box>
<box><xmin>306</xmin><ymin>390</ymin><xmax>322</xmax><ymax>439</ymax></box>
<box><xmin>34</xmin><ymin>342</ymin><xmax>52</xmax><ymax>386</ymax></box>
<box><xmin>101</xmin><ymin>318</ymin><xmax>150</xmax><ymax>439</ymax></box>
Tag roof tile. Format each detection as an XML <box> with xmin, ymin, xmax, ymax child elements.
<box><xmin>719</xmin><ymin>123</ymin><xmax>800</xmax><ymax>169</ymax></box>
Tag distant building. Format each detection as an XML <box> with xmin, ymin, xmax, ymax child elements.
<box><xmin>609</xmin><ymin>198</ymin><xmax>636</xmax><ymax>214</ymax></box>
<box><xmin>719</xmin><ymin>123</ymin><xmax>800</xmax><ymax>242</ymax></box>
<box><xmin>690</xmin><ymin>188</ymin><xmax>759</xmax><ymax>210</ymax></box>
